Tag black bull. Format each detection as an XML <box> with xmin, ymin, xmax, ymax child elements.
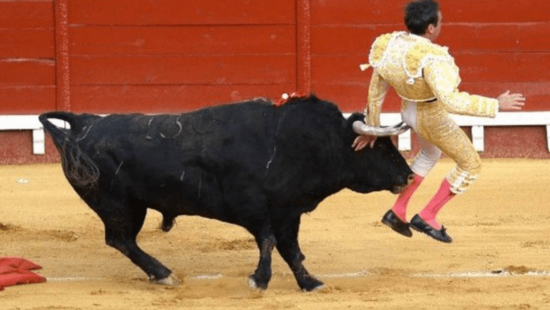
<box><xmin>39</xmin><ymin>95</ymin><xmax>413</xmax><ymax>291</ymax></box>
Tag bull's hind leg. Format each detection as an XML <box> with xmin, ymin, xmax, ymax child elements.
<box><xmin>92</xmin><ymin>200</ymin><xmax>177</xmax><ymax>285</ymax></box>
<box><xmin>273</xmin><ymin>215</ymin><xmax>324</xmax><ymax>291</ymax></box>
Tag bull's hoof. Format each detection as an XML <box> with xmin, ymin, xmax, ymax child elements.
<box><xmin>303</xmin><ymin>283</ymin><xmax>326</xmax><ymax>292</ymax></box>
<box><xmin>247</xmin><ymin>275</ymin><xmax>267</xmax><ymax>290</ymax></box>
<box><xmin>300</xmin><ymin>278</ymin><xmax>325</xmax><ymax>292</ymax></box>
<box><xmin>151</xmin><ymin>275</ymin><xmax>180</xmax><ymax>286</ymax></box>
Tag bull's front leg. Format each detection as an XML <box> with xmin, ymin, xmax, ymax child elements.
<box><xmin>273</xmin><ymin>215</ymin><xmax>324</xmax><ymax>291</ymax></box>
<box><xmin>248</xmin><ymin>233</ymin><xmax>277</xmax><ymax>290</ymax></box>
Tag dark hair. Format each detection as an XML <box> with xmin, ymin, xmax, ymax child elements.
<box><xmin>404</xmin><ymin>0</ymin><xmax>440</xmax><ymax>35</ymax></box>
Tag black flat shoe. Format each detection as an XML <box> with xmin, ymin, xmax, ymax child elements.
<box><xmin>381</xmin><ymin>210</ymin><xmax>413</xmax><ymax>238</ymax></box>
<box><xmin>410</xmin><ymin>214</ymin><xmax>452</xmax><ymax>243</ymax></box>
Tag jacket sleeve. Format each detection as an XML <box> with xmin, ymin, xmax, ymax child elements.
<box><xmin>423</xmin><ymin>59</ymin><xmax>499</xmax><ymax>118</ymax></box>
<box><xmin>366</xmin><ymin>70</ymin><xmax>390</xmax><ymax>126</ymax></box>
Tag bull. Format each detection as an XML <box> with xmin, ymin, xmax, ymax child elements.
<box><xmin>39</xmin><ymin>95</ymin><xmax>412</xmax><ymax>291</ymax></box>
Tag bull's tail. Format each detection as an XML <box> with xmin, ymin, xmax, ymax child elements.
<box><xmin>39</xmin><ymin>112</ymin><xmax>100</xmax><ymax>190</ymax></box>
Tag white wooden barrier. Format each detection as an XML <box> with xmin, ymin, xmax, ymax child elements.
<box><xmin>0</xmin><ymin>115</ymin><xmax>68</xmax><ymax>155</ymax></box>
<box><xmin>377</xmin><ymin>111</ymin><xmax>550</xmax><ymax>152</ymax></box>
<box><xmin>1</xmin><ymin>112</ymin><xmax>549</xmax><ymax>155</ymax></box>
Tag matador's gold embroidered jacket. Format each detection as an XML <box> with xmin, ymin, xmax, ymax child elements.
<box><xmin>363</xmin><ymin>31</ymin><xmax>499</xmax><ymax>127</ymax></box>
<box><xmin>362</xmin><ymin>31</ymin><xmax>501</xmax><ymax>194</ymax></box>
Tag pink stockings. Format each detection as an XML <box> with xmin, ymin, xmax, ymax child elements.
<box><xmin>391</xmin><ymin>175</ymin><xmax>455</xmax><ymax>230</ymax></box>
<box><xmin>391</xmin><ymin>174</ymin><xmax>424</xmax><ymax>222</ymax></box>
<box><xmin>418</xmin><ymin>179</ymin><xmax>455</xmax><ymax>229</ymax></box>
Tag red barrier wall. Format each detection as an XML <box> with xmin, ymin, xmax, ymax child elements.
<box><xmin>68</xmin><ymin>0</ymin><xmax>297</xmax><ymax>113</ymax></box>
<box><xmin>0</xmin><ymin>1</ymin><xmax>55</xmax><ymax>114</ymax></box>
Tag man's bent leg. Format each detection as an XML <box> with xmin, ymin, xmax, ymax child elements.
<box><xmin>391</xmin><ymin>134</ymin><xmax>441</xmax><ymax>221</ymax></box>
<box><xmin>411</xmin><ymin>103</ymin><xmax>481</xmax><ymax>242</ymax></box>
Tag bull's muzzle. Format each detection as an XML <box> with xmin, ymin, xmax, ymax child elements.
<box><xmin>391</xmin><ymin>173</ymin><xmax>415</xmax><ymax>194</ymax></box>
<box><xmin>353</xmin><ymin>121</ymin><xmax>410</xmax><ymax>137</ymax></box>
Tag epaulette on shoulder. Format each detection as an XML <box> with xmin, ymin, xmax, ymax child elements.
<box><xmin>369</xmin><ymin>32</ymin><xmax>395</xmax><ymax>65</ymax></box>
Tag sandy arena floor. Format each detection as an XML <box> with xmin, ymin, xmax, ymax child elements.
<box><xmin>1</xmin><ymin>159</ymin><xmax>550</xmax><ymax>309</ymax></box>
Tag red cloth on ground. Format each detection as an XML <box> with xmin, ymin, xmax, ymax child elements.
<box><xmin>0</xmin><ymin>257</ymin><xmax>46</xmax><ymax>291</ymax></box>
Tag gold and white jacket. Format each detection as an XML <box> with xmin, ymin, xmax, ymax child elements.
<box><xmin>362</xmin><ymin>31</ymin><xmax>499</xmax><ymax>127</ymax></box>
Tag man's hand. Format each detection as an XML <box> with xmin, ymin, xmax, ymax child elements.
<box><xmin>497</xmin><ymin>90</ymin><xmax>526</xmax><ymax>111</ymax></box>
<box><xmin>352</xmin><ymin>135</ymin><xmax>377</xmax><ymax>151</ymax></box>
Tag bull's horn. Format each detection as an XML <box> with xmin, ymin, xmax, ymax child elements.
<box><xmin>353</xmin><ymin>121</ymin><xmax>411</xmax><ymax>136</ymax></box>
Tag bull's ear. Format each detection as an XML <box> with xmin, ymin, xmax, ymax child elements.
<box><xmin>353</xmin><ymin>121</ymin><xmax>410</xmax><ymax>137</ymax></box>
